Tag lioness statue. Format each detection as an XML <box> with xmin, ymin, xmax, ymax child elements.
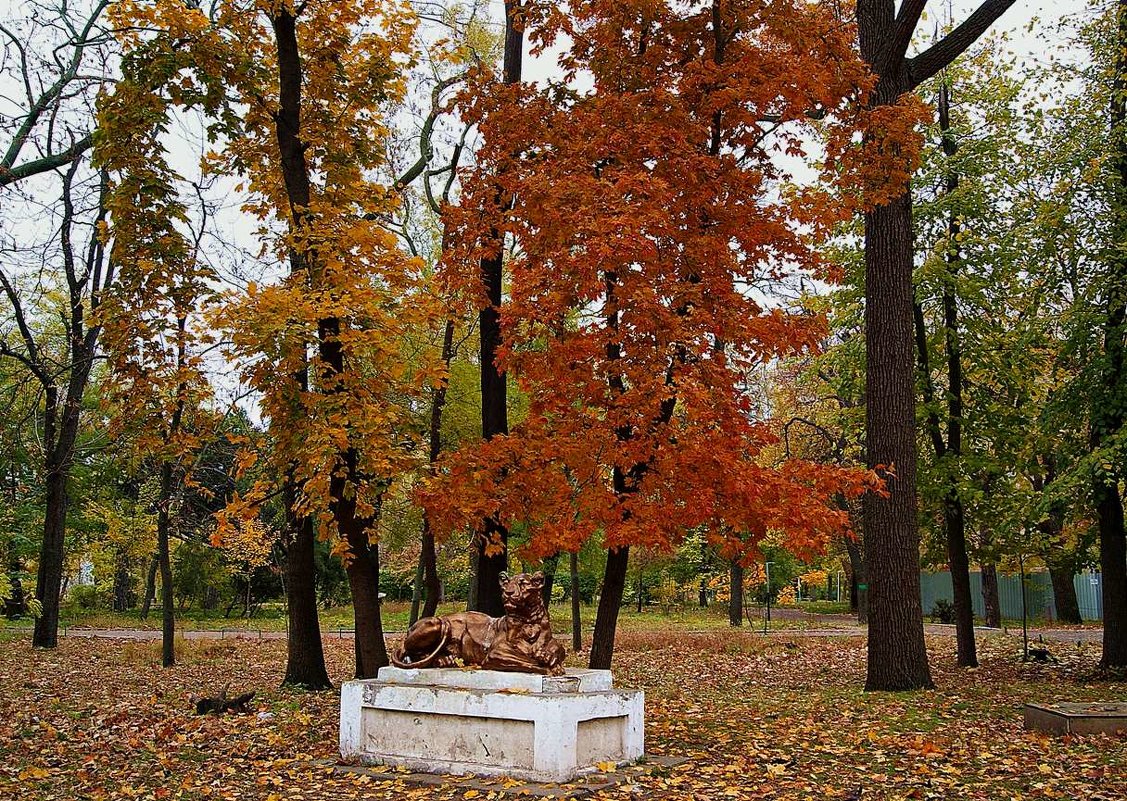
<box><xmin>391</xmin><ymin>571</ymin><xmax>566</xmax><ymax>675</ymax></box>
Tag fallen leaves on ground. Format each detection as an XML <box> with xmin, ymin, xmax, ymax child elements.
<box><xmin>0</xmin><ymin>629</ymin><xmax>1124</xmax><ymax>800</ymax></box>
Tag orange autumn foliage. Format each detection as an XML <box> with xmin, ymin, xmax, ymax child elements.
<box><xmin>424</xmin><ymin>0</ymin><xmax>888</xmax><ymax>563</ymax></box>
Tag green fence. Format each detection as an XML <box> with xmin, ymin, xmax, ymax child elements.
<box><xmin>919</xmin><ymin>569</ymin><xmax>1103</xmax><ymax>622</ymax></box>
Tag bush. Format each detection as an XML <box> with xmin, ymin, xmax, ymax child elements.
<box><xmin>70</xmin><ymin>584</ymin><xmax>100</xmax><ymax>610</ymax></box>
<box><xmin>930</xmin><ymin>599</ymin><xmax>956</xmax><ymax>624</ymax></box>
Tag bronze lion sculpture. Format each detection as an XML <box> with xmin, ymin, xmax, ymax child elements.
<box><xmin>391</xmin><ymin>572</ymin><xmax>566</xmax><ymax>675</ymax></box>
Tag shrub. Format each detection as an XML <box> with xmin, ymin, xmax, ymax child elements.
<box><xmin>930</xmin><ymin>599</ymin><xmax>956</xmax><ymax>624</ymax></box>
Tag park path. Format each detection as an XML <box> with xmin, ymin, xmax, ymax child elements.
<box><xmin>28</xmin><ymin>619</ymin><xmax>1105</xmax><ymax>645</ymax></box>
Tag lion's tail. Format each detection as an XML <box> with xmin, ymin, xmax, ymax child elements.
<box><xmin>390</xmin><ymin>617</ymin><xmax>450</xmax><ymax>669</ymax></box>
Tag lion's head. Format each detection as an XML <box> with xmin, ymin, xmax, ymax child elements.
<box><xmin>499</xmin><ymin>571</ymin><xmax>547</xmax><ymax>617</ymax></box>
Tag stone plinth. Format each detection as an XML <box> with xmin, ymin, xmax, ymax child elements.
<box><xmin>1024</xmin><ymin>702</ymin><xmax>1127</xmax><ymax>735</ymax></box>
<box><xmin>339</xmin><ymin>667</ymin><xmax>644</xmax><ymax>783</ymax></box>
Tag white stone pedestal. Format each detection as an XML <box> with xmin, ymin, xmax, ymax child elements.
<box><xmin>339</xmin><ymin>667</ymin><xmax>644</xmax><ymax>782</ymax></box>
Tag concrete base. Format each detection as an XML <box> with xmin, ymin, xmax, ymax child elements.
<box><xmin>340</xmin><ymin>667</ymin><xmax>644</xmax><ymax>783</ymax></box>
<box><xmin>1024</xmin><ymin>702</ymin><xmax>1127</xmax><ymax>735</ymax></box>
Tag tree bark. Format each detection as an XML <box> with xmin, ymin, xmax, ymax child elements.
<box><xmin>5</xmin><ymin>551</ymin><xmax>26</xmax><ymax>619</ymax></box>
<box><xmin>346</xmin><ymin>527</ymin><xmax>388</xmax><ymax>678</ymax></box>
<box><xmin>281</xmin><ymin>499</ymin><xmax>331</xmax><ymax>687</ymax></box>
<box><xmin>589</xmin><ymin>545</ymin><xmax>629</xmax><ymax>670</ymax></box>
<box><xmin>112</xmin><ymin>552</ymin><xmax>131</xmax><ymax>612</ymax></box>
<box><xmin>419</xmin><ymin>317</ymin><xmax>454</xmax><ymax>621</ymax></box>
<box><xmin>409</xmin><ymin>552</ymin><xmax>425</xmax><ymax>627</ymax></box>
<box><xmin>140</xmin><ymin>552</ymin><xmax>158</xmax><ymax>619</ymax></box>
<box><xmin>157</xmin><ymin>461</ymin><xmax>176</xmax><ymax>668</ymax></box>
<box><xmin>542</xmin><ymin>552</ymin><xmax>560</xmax><ymax>607</ymax></box>
<box><xmin>570</xmin><ymin>551</ymin><xmax>582</xmax><ymax>652</ymax></box>
<box><xmin>1095</xmin><ymin>0</ymin><xmax>1127</xmax><ymax>672</ymax></box>
<box><xmin>862</xmin><ymin>190</ymin><xmax>933</xmax><ymax>691</ymax></box>
<box><xmin>471</xmin><ymin>1</ymin><xmax>525</xmax><ymax>616</ymax></box>
<box><xmin>980</xmin><ymin>562</ymin><xmax>1002</xmax><ymax>628</ymax></box>
<box><xmin>270</xmin><ymin>6</ymin><xmax>390</xmax><ymax>678</ymax></box>
<box><xmin>729</xmin><ymin>559</ymin><xmax>743</xmax><ymax>627</ymax></box>
<box><xmin>1048</xmin><ymin>564</ymin><xmax>1082</xmax><ymax>625</ymax></box>
<box><xmin>27</xmin><ymin>163</ymin><xmax>108</xmax><ymax>649</ymax></box>
<box><xmin>33</xmin><ymin>447</ymin><xmax>67</xmax><ymax>648</ymax></box>
<box><xmin>938</xmin><ymin>82</ymin><xmax>977</xmax><ymax>668</ymax></box>
<box><xmin>856</xmin><ymin>0</ymin><xmax>1014</xmax><ymax>692</ymax></box>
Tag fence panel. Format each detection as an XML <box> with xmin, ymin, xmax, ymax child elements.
<box><xmin>919</xmin><ymin>570</ymin><xmax>1101</xmax><ymax>622</ymax></box>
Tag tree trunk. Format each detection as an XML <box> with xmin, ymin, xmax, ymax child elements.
<box><xmin>420</xmin><ymin>517</ymin><xmax>440</xmax><ymax>620</ymax></box>
<box><xmin>32</xmin><ymin>391</ymin><xmax>66</xmax><ymax>649</ymax></box>
<box><xmin>471</xmin><ymin>1</ymin><xmax>524</xmax><ymax>617</ymax></box>
<box><xmin>1048</xmin><ymin>564</ymin><xmax>1082</xmax><ymax>625</ymax></box>
<box><xmin>855</xmin><ymin>0</ymin><xmax>1015</xmax><ymax>693</ymax></box>
<box><xmin>938</xmin><ymin>82</ymin><xmax>977</xmax><ymax>668</ymax></box>
<box><xmin>1096</xmin><ymin>0</ymin><xmax>1127</xmax><ymax>672</ymax></box>
<box><xmin>729</xmin><ymin>559</ymin><xmax>743</xmax><ymax>627</ymax></box>
<box><xmin>542</xmin><ymin>552</ymin><xmax>560</xmax><ymax>607</ymax></box>
<box><xmin>112</xmin><ymin>552</ymin><xmax>131</xmax><ymax>613</ymax></box>
<box><xmin>409</xmin><ymin>551</ymin><xmax>424</xmax><ymax>627</ymax></box>
<box><xmin>466</xmin><ymin>544</ymin><xmax>479</xmax><ymax>612</ymax></box>
<box><xmin>862</xmin><ymin>190</ymin><xmax>933</xmax><ymax>691</ymax></box>
<box><xmin>570</xmin><ymin>551</ymin><xmax>582</xmax><ymax>652</ymax></box>
<box><xmin>5</xmin><ymin>552</ymin><xmax>26</xmax><ymax>619</ymax></box>
<box><xmin>589</xmin><ymin>546</ymin><xmax>629</xmax><ymax>670</ymax></box>
<box><xmin>346</xmin><ymin>530</ymin><xmax>388</xmax><ymax>678</ymax></box>
<box><xmin>945</xmin><ymin>496</ymin><xmax>977</xmax><ymax>666</ymax></box>
<box><xmin>980</xmin><ymin>562</ymin><xmax>1001</xmax><ymax>628</ymax></box>
<box><xmin>281</xmin><ymin>509</ymin><xmax>330</xmax><ymax>688</ymax></box>
<box><xmin>140</xmin><ymin>552</ymin><xmax>158</xmax><ymax>619</ymax></box>
<box><xmin>157</xmin><ymin>461</ymin><xmax>175</xmax><ymax>668</ymax></box>
<box><xmin>419</xmin><ymin>317</ymin><xmax>454</xmax><ymax>623</ymax></box>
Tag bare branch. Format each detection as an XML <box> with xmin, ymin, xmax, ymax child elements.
<box><xmin>907</xmin><ymin>0</ymin><xmax>1016</xmax><ymax>90</ymax></box>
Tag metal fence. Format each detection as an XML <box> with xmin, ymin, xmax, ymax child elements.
<box><xmin>919</xmin><ymin>569</ymin><xmax>1103</xmax><ymax>622</ymax></box>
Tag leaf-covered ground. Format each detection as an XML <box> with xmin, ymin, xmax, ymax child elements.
<box><xmin>1</xmin><ymin>630</ymin><xmax>1124</xmax><ymax>800</ymax></box>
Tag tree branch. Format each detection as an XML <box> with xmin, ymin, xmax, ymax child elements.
<box><xmin>0</xmin><ymin>133</ymin><xmax>93</xmax><ymax>187</ymax></box>
<box><xmin>906</xmin><ymin>0</ymin><xmax>1016</xmax><ymax>90</ymax></box>
<box><xmin>879</xmin><ymin>0</ymin><xmax>929</xmax><ymax>77</ymax></box>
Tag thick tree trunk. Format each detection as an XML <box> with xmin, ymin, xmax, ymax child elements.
<box><xmin>862</xmin><ymin>191</ymin><xmax>933</xmax><ymax>691</ymax></box>
<box><xmin>1097</xmin><ymin>484</ymin><xmax>1127</xmax><ymax>667</ymax></box>
<box><xmin>729</xmin><ymin>559</ymin><xmax>743</xmax><ymax>627</ymax></box>
<box><xmin>471</xmin><ymin>2</ymin><xmax>524</xmax><ymax>617</ymax></box>
<box><xmin>1096</xmin><ymin>0</ymin><xmax>1127</xmax><ymax>672</ymax></box>
<box><xmin>589</xmin><ymin>545</ymin><xmax>629</xmax><ymax>670</ymax></box>
<box><xmin>1048</xmin><ymin>564</ymin><xmax>1082</xmax><ymax>625</ymax></box>
<box><xmin>570</xmin><ymin>551</ymin><xmax>582</xmax><ymax>652</ymax></box>
<box><xmin>112</xmin><ymin>552</ymin><xmax>131</xmax><ymax>612</ymax></box>
<box><xmin>346</xmin><ymin>530</ymin><xmax>388</xmax><ymax>678</ymax></box>
<box><xmin>945</xmin><ymin>496</ymin><xmax>977</xmax><ymax>666</ymax></box>
<box><xmin>271</xmin><ymin>7</ymin><xmax>388</xmax><ymax>678</ymax></box>
<box><xmin>281</xmin><ymin>507</ymin><xmax>331</xmax><ymax>688</ymax></box>
<box><xmin>855</xmin><ymin>0</ymin><xmax>1015</xmax><ymax>692</ymax></box>
<box><xmin>33</xmin><ymin>453</ymin><xmax>67</xmax><ymax>648</ymax></box>
<box><xmin>980</xmin><ymin>562</ymin><xmax>1001</xmax><ymax>628</ymax></box>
